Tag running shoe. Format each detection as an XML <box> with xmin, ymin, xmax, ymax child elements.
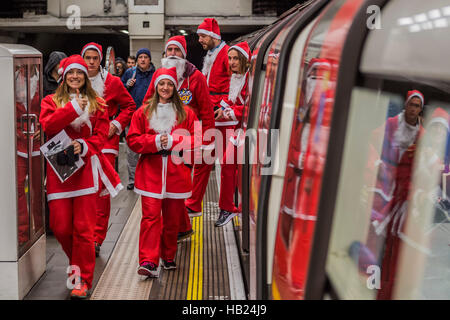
<box><xmin>70</xmin><ymin>279</ymin><xmax>90</xmax><ymax>299</ymax></box>
<box><xmin>137</xmin><ymin>262</ymin><xmax>158</xmax><ymax>277</ymax></box>
<box><xmin>177</xmin><ymin>229</ymin><xmax>195</xmax><ymax>243</ymax></box>
<box><xmin>215</xmin><ymin>210</ymin><xmax>236</xmax><ymax>227</ymax></box>
<box><xmin>162</xmin><ymin>260</ymin><xmax>177</xmax><ymax>270</ymax></box>
<box><xmin>187</xmin><ymin>206</ymin><xmax>202</xmax><ymax>218</ymax></box>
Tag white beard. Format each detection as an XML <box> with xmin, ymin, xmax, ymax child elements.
<box><xmin>393</xmin><ymin>111</ymin><xmax>419</xmax><ymax>157</ymax></box>
<box><xmin>89</xmin><ymin>71</ymin><xmax>105</xmax><ymax>97</ymax></box>
<box><xmin>150</xmin><ymin>103</ymin><xmax>177</xmax><ymax>134</ymax></box>
<box><xmin>69</xmin><ymin>93</ymin><xmax>92</xmax><ymax>133</ymax></box>
<box><xmin>161</xmin><ymin>56</ymin><xmax>186</xmax><ymax>85</ymax></box>
<box><xmin>228</xmin><ymin>73</ymin><xmax>245</xmax><ymax>104</ymax></box>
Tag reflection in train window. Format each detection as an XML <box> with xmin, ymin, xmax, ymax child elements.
<box><xmin>326</xmin><ymin>85</ymin><xmax>450</xmax><ymax>299</ymax></box>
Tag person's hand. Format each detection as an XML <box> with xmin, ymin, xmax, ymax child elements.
<box><xmin>215</xmin><ymin>108</ymin><xmax>224</xmax><ymax>120</ymax></box>
<box><xmin>75</xmin><ymin>89</ymin><xmax>88</xmax><ymax>110</ymax></box>
<box><xmin>33</xmin><ymin>129</ymin><xmax>41</xmax><ymax>141</ymax></box>
<box><xmin>223</xmin><ymin>109</ymin><xmax>232</xmax><ymax>121</ymax></box>
<box><xmin>161</xmin><ymin>134</ymin><xmax>168</xmax><ymax>149</ymax></box>
<box><xmin>71</xmin><ymin>140</ymin><xmax>82</xmax><ymax>155</ymax></box>
<box><xmin>126</xmin><ymin>78</ymin><xmax>136</xmax><ymax>88</ymax></box>
<box><xmin>108</xmin><ymin>123</ymin><xmax>118</xmax><ymax>138</ymax></box>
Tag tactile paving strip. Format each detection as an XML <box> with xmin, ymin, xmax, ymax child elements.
<box><xmin>90</xmin><ymin>198</ymin><xmax>154</xmax><ymax>300</ymax></box>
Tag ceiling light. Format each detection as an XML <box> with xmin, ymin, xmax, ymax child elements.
<box><xmin>414</xmin><ymin>13</ymin><xmax>427</xmax><ymax>23</ymax></box>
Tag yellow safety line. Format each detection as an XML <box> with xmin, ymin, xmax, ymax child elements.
<box><xmin>198</xmin><ymin>213</ymin><xmax>203</xmax><ymax>300</ymax></box>
<box><xmin>186</xmin><ymin>203</ymin><xmax>204</xmax><ymax>300</ymax></box>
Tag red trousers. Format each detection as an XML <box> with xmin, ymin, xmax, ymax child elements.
<box><xmin>94</xmin><ymin>153</ymin><xmax>116</xmax><ymax>245</ymax></box>
<box><xmin>185</xmin><ymin>125</ymin><xmax>234</xmax><ymax>212</ymax></box>
<box><xmin>139</xmin><ymin>196</ymin><xmax>184</xmax><ymax>265</ymax></box>
<box><xmin>49</xmin><ymin>193</ymin><xmax>97</xmax><ymax>289</ymax></box>
<box><xmin>219</xmin><ymin>139</ymin><xmax>238</xmax><ymax>213</ymax></box>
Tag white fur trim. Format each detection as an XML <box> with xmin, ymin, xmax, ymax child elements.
<box><xmin>149</xmin><ymin>103</ymin><xmax>177</xmax><ymax>134</ymax></box>
<box><xmin>406</xmin><ymin>92</ymin><xmax>424</xmax><ymax>107</ymax></box>
<box><xmin>82</xmin><ymin>45</ymin><xmax>102</xmax><ymax>61</ymax></box>
<box><xmin>215</xmin><ymin>120</ymin><xmax>238</xmax><ymax>126</ymax></box>
<box><xmin>429</xmin><ymin>117</ymin><xmax>449</xmax><ymax>130</ymax></box>
<box><xmin>154</xmin><ymin>74</ymin><xmax>177</xmax><ymax>88</ymax></box>
<box><xmin>64</xmin><ymin>63</ymin><xmax>88</xmax><ymax>78</ymax></box>
<box><xmin>228</xmin><ymin>45</ymin><xmax>249</xmax><ymax>60</ymax></box>
<box><xmin>134</xmin><ymin>187</ymin><xmax>192</xmax><ymax>199</ymax></box>
<box><xmin>197</xmin><ymin>28</ymin><xmax>221</xmax><ymax>40</ymax></box>
<box><xmin>165</xmin><ymin>40</ymin><xmax>186</xmax><ymax>58</ymax></box>
<box><xmin>202</xmin><ymin>41</ymin><xmax>226</xmax><ymax>85</ymax></box>
<box><xmin>111</xmin><ymin>120</ymin><xmax>123</xmax><ymax>135</ymax></box>
<box><xmin>102</xmin><ymin>149</ymin><xmax>119</xmax><ymax>155</ymax></box>
<box><xmin>75</xmin><ymin>139</ymin><xmax>89</xmax><ymax>157</ymax></box>
<box><xmin>71</xmin><ymin>97</ymin><xmax>83</xmax><ymax>116</ymax></box>
<box><xmin>220</xmin><ymin>100</ymin><xmax>230</xmax><ymax>108</ymax></box>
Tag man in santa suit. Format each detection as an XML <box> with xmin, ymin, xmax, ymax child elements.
<box><xmin>183</xmin><ymin>18</ymin><xmax>231</xmax><ymax>217</ymax></box>
<box><xmin>81</xmin><ymin>42</ymin><xmax>136</xmax><ymax>256</ymax></box>
<box><xmin>142</xmin><ymin>35</ymin><xmax>214</xmax><ymax>241</ymax></box>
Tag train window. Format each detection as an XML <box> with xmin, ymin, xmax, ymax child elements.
<box><xmin>326</xmin><ymin>82</ymin><xmax>450</xmax><ymax>299</ymax></box>
<box><xmin>271</xmin><ymin>0</ymin><xmax>365</xmax><ymax>299</ymax></box>
<box><xmin>15</xmin><ymin>63</ymin><xmax>30</xmax><ymax>248</ymax></box>
<box><xmin>360</xmin><ymin>0</ymin><xmax>450</xmax><ymax>83</ymax></box>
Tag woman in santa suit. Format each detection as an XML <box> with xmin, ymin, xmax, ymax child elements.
<box><xmin>40</xmin><ymin>55</ymin><xmax>122</xmax><ymax>299</ymax></box>
<box><xmin>215</xmin><ymin>41</ymin><xmax>250</xmax><ymax>227</ymax></box>
<box><xmin>127</xmin><ymin>67</ymin><xmax>198</xmax><ymax>276</ymax></box>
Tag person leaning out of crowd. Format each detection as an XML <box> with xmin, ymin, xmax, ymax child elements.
<box><xmin>39</xmin><ymin>55</ymin><xmax>122</xmax><ymax>299</ymax></box>
<box><xmin>126</xmin><ymin>67</ymin><xmax>198</xmax><ymax>276</ymax></box>
<box><xmin>115</xmin><ymin>57</ymin><xmax>127</xmax><ymax>78</ymax></box>
<box><xmin>43</xmin><ymin>51</ymin><xmax>67</xmax><ymax>97</ymax></box>
<box><xmin>127</xmin><ymin>55</ymin><xmax>136</xmax><ymax>69</ymax></box>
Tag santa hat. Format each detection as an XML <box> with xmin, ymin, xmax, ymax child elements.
<box><xmin>81</xmin><ymin>42</ymin><xmax>103</xmax><ymax>62</ymax></box>
<box><xmin>405</xmin><ymin>90</ymin><xmax>424</xmax><ymax>108</ymax></box>
<box><xmin>197</xmin><ymin>18</ymin><xmax>221</xmax><ymax>40</ymax></box>
<box><xmin>152</xmin><ymin>67</ymin><xmax>178</xmax><ymax>89</ymax></box>
<box><xmin>228</xmin><ymin>41</ymin><xmax>251</xmax><ymax>60</ymax></box>
<box><xmin>165</xmin><ymin>35</ymin><xmax>187</xmax><ymax>58</ymax></box>
<box><xmin>429</xmin><ymin>107</ymin><xmax>449</xmax><ymax>130</ymax></box>
<box><xmin>60</xmin><ymin>55</ymin><xmax>89</xmax><ymax>78</ymax></box>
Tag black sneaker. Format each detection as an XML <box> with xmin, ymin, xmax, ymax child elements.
<box><xmin>95</xmin><ymin>242</ymin><xmax>100</xmax><ymax>257</ymax></box>
<box><xmin>215</xmin><ymin>210</ymin><xmax>237</xmax><ymax>227</ymax></box>
<box><xmin>137</xmin><ymin>262</ymin><xmax>158</xmax><ymax>277</ymax></box>
<box><xmin>177</xmin><ymin>229</ymin><xmax>195</xmax><ymax>243</ymax></box>
<box><xmin>127</xmin><ymin>183</ymin><xmax>134</xmax><ymax>190</ymax></box>
<box><xmin>187</xmin><ymin>206</ymin><xmax>202</xmax><ymax>217</ymax></box>
<box><xmin>162</xmin><ymin>260</ymin><xmax>177</xmax><ymax>270</ymax></box>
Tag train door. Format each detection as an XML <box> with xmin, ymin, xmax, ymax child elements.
<box><xmin>270</xmin><ymin>0</ymin><xmax>365</xmax><ymax>300</ymax></box>
<box><xmin>235</xmin><ymin>12</ymin><xmax>297</xmax><ymax>296</ymax></box>
<box><xmin>0</xmin><ymin>44</ymin><xmax>45</xmax><ymax>299</ymax></box>
<box><xmin>308</xmin><ymin>0</ymin><xmax>450</xmax><ymax>299</ymax></box>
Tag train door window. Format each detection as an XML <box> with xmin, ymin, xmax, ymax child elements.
<box><xmin>15</xmin><ymin>61</ymin><xmax>30</xmax><ymax>249</ymax></box>
<box><xmin>271</xmin><ymin>0</ymin><xmax>365</xmax><ymax>299</ymax></box>
<box><xmin>326</xmin><ymin>82</ymin><xmax>450</xmax><ymax>300</ymax></box>
<box><xmin>325</xmin><ymin>0</ymin><xmax>450</xmax><ymax>300</ymax></box>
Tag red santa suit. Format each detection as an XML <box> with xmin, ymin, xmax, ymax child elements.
<box><xmin>185</xmin><ymin>18</ymin><xmax>231</xmax><ymax>213</ymax></box>
<box><xmin>40</xmin><ymin>55</ymin><xmax>122</xmax><ymax>289</ymax></box>
<box><xmin>81</xmin><ymin>42</ymin><xmax>136</xmax><ymax>246</ymax></box>
<box><xmin>126</xmin><ymin>68</ymin><xmax>198</xmax><ymax>266</ymax></box>
<box><xmin>143</xmin><ymin>35</ymin><xmax>214</xmax><ymax>231</ymax></box>
<box><xmin>217</xmin><ymin>42</ymin><xmax>250</xmax><ymax>213</ymax></box>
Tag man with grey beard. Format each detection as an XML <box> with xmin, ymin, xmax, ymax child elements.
<box><xmin>142</xmin><ymin>35</ymin><xmax>215</xmax><ymax>241</ymax></box>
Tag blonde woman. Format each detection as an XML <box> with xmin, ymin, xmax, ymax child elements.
<box><xmin>40</xmin><ymin>55</ymin><xmax>122</xmax><ymax>299</ymax></box>
<box><xmin>127</xmin><ymin>67</ymin><xmax>198</xmax><ymax>276</ymax></box>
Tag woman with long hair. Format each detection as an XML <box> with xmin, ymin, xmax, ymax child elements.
<box><xmin>215</xmin><ymin>41</ymin><xmax>251</xmax><ymax>227</ymax></box>
<box><xmin>127</xmin><ymin>67</ymin><xmax>198</xmax><ymax>276</ymax></box>
<box><xmin>40</xmin><ymin>55</ymin><xmax>122</xmax><ymax>299</ymax></box>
